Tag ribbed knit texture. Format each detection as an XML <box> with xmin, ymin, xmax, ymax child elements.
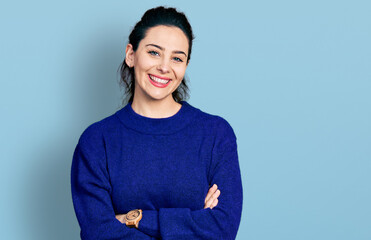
<box><xmin>71</xmin><ymin>101</ymin><xmax>243</xmax><ymax>240</ymax></box>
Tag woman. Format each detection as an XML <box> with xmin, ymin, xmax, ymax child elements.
<box><xmin>71</xmin><ymin>6</ymin><xmax>243</xmax><ymax>240</ymax></box>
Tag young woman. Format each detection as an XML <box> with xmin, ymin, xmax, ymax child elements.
<box><xmin>71</xmin><ymin>6</ymin><xmax>243</xmax><ymax>240</ymax></box>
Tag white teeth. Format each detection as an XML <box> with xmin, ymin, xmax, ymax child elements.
<box><xmin>150</xmin><ymin>75</ymin><xmax>170</xmax><ymax>84</ymax></box>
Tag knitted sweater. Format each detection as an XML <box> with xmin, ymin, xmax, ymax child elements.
<box><xmin>71</xmin><ymin>101</ymin><xmax>243</xmax><ymax>240</ymax></box>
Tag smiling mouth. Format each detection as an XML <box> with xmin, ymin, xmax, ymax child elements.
<box><xmin>148</xmin><ymin>74</ymin><xmax>171</xmax><ymax>88</ymax></box>
<box><xmin>149</xmin><ymin>74</ymin><xmax>171</xmax><ymax>84</ymax></box>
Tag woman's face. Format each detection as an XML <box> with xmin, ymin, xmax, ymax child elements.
<box><xmin>125</xmin><ymin>25</ymin><xmax>189</xmax><ymax>103</ymax></box>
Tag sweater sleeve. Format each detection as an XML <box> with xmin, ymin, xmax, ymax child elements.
<box><xmin>70</xmin><ymin>124</ymin><xmax>154</xmax><ymax>240</ymax></box>
<box><xmin>137</xmin><ymin>119</ymin><xmax>243</xmax><ymax>240</ymax></box>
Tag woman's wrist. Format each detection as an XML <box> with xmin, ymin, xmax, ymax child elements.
<box><xmin>126</xmin><ymin>209</ymin><xmax>143</xmax><ymax>228</ymax></box>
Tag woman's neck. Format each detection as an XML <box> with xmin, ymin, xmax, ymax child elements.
<box><xmin>131</xmin><ymin>97</ymin><xmax>182</xmax><ymax>118</ymax></box>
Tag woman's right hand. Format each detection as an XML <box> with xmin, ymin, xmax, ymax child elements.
<box><xmin>204</xmin><ymin>184</ymin><xmax>221</xmax><ymax>209</ymax></box>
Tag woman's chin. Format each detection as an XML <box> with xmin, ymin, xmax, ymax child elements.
<box><xmin>146</xmin><ymin>92</ymin><xmax>173</xmax><ymax>102</ymax></box>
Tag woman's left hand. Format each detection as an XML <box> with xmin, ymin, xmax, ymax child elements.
<box><xmin>115</xmin><ymin>214</ymin><xmax>126</xmax><ymax>224</ymax></box>
<box><xmin>204</xmin><ymin>184</ymin><xmax>221</xmax><ymax>209</ymax></box>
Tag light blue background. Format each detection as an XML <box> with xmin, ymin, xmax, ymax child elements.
<box><xmin>1</xmin><ymin>0</ymin><xmax>370</xmax><ymax>239</ymax></box>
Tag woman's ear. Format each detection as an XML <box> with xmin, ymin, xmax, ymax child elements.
<box><xmin>125</xmin><ymin>44</ymin><xmax>134</xmax><ymax>67</ymax></box>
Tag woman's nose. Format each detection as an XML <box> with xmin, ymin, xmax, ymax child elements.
<box><xmin>157</xmin><ymin>58</ymin><xmax>170</xmax><ymax>73</ymax></box>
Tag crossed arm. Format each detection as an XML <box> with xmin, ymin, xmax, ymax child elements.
<box><xmin>115</xmin><ymin>184</ymin><xmax>221</xmax><ymax>224</ymax></box>
<box><xmin>72</xmin><ymin>120</ymin><xmax>242</xmax><ymax>240</ymax></box>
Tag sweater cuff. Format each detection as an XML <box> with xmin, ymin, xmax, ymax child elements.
<box><xmin>138</xmin><ymin>210</ymin><xmax>160</xmax><ymax>238</ymax></box>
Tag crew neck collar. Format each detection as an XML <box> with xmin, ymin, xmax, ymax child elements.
<box><xmin>115</xmin><ymin>101</ymin><xmax>198</xmax><ymax>135</ymax></box>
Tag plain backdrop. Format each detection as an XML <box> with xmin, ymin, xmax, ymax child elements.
<box><xmin>1</xmin><ymin>0</ymin><xmax>370</xmax><ymax>239</ymax></box>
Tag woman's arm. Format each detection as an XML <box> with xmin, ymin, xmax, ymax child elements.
<box><xmin>116</xmin><ymin>184</ymin><xmax>221</xmax><ymax>223</ymax></box>
<box><xmin>71</xmin><ymin>125</ymin><xmax>154</xmax><ymax>240</ymax></box>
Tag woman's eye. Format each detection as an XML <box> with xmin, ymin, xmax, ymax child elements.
<box><xmin>173</xmin><ymin>57</ymin><xmax>183</xmax><ymax>62</ymax></box>
<box><xmin>148</xmin><ymin>50</ymin><xmax>159</xmax><ymax>56</ymax></box>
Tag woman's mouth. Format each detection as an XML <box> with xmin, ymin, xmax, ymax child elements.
<box><xmin>148</xmin><ymin>74</ymin><xmax>171</xmax><ymax>88</ymax></box>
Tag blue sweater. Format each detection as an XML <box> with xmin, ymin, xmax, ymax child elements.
<box><xmin>71</xmin><ymin>101</ymin><xmax>243</xmax><ymax>240</ymax></box>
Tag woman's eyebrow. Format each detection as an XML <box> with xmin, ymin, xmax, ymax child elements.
<box><xmin>174</xmin><ymin>50</ymin><xmax>187</xmax><ymax>57</ymax></box>
<box><xmin>146</xmin><ymin>43</ymin><xmax>163</xmax><ymax>50</ymax></box>
<box><xmin>146</xmin><ymin>43</ymin><xmax>187</xmax><ymax>57</ymax></box>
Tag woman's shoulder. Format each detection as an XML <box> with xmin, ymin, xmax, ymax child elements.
<box><xmin>187</xmin><ymin>102</ymin><xmax>236</xmax><ymax>140</ymax></box>
<box><xmin>77</xmin><ymin>111</ymin><xmax>121</xmax><ymax>144</ymax></box>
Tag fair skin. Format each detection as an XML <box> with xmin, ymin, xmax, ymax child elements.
<box><xmin>116</xmin><ymin>25</ymin><xmax>220</xmax><ymax>225</ymax></box>
<box><xmin>125</xmin><ymin>25</ymin><xmax>187</xmax><ymax>118</ymax></box>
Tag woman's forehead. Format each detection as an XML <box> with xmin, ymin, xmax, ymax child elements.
<box><xmin>140</xmin><ymin>25</ymin><xmax>189</xmax><ymax>52</ymax></box>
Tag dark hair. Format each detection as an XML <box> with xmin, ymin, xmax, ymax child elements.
<box><xmin>119</xmin><ymin>6</ymin><xmax>194</xmax><ymax>104</ymax></box>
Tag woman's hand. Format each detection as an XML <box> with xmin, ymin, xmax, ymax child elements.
<box><xmin>204</xmin><ymin>184</ymin><xmax>220</xmax><ymax>209</ymax></box>
<box><xmin>115</xmin><ymin>214</ymin><xmax>126</xmax><ymax>224</ymax></box>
